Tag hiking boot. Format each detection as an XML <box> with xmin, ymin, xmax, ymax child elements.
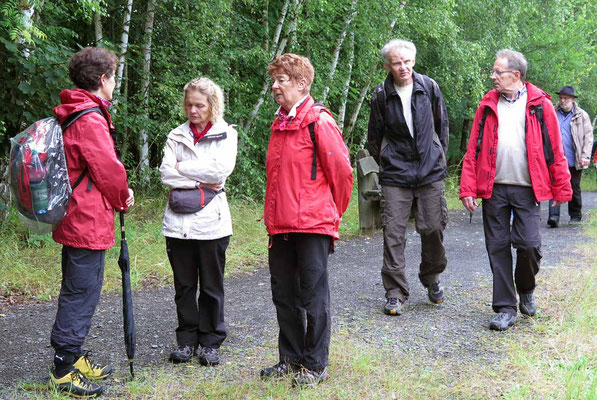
<box><xmin>569</xmin><ymin>217</ymin><xmax>581</xmax><ymax>224</ymax></box>
<box><xmin>519</xmin><ymin>292</ymin><xmax>537</xmax><ymax>317</ymax></box>
<box><xmin>383</xmin><ymin>298</ymin><xmax>402</xmax><ymax>315</ymax></box>
<box><xmin>198</xmin><ymin>347</ymin><xmax>220</xmax><ymax>366</ymax></box>
<box><xmin>427</xmin><ymin>282</ymin><xmax>444</xmax><ymax>304</ymax></box>
<box><xmin>260</xmin><ymin>361</ymin><xmax>297</xmax><ymax>379</ymax></box>
<box><xmin>547</xmin><ymin>217</ymin><xmax>559</xmax><ymax>228</ymax></box>
<box><xmin>489</xmin><ymin>312</ymin><xmax>516</xmax><ymax>331</ymax></box>
<box><xmin>292</xmin><ymin>367</ymin><xmax>330</xmax><ymax>387</ymax></box>
<box><xmin>169</xmin><ymin>345</ymin><xmax>194</xmax><ymax>363</ymax></box>
<box><xmin>73</xmin><ymin>352</ymin><xmax>113</xmax><ymax>380</ymax></box>
<box><xmin>50</xmin><ymin>369</ymin><xmax>103</xmax><ymax>398</ymax></box>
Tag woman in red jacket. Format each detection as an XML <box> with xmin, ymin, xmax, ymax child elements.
<box><xmin>50</xmin><ymin>47</ymin><xmax>134</xmax><ymax>397</ymax></box>
<box><xmin>259</xmin><ymin>53</ymin><xmax>353</xmax><ymax>387</ymax></box>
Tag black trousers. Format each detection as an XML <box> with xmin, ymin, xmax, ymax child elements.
<box><xmin>51</xmin><ymin>246</ymin><xmax>105</xmax><ymax>357</ymax></box>
<box><xmin>166</xmin><ymin>236</ymin><xmax>229</xmax><ymax>349</ymax></box>
<box><xmin>548</xmin><ymin>167</ymin><xmax>583</xmax><ymax>221</ymax></box>
<box><xmin>268</xmin><ymin>233</ymin><xmax>332</xmax><ymax>371</ymax></box>
<box><xmin>482</xmin><ymin>185</ymin><xmax>542</xmax><ymax>315</ymax></box>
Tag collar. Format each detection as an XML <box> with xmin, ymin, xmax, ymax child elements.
<box><xmin>275</xmin><ymin>94</ymin><xmax>310</xmax><ymax>118</ymax></box>
<box><xmin>91</xmin><ymin>93</ymin><xmax>112</xmax><ymax>108</ymax></box>
<box><xmin>500</xmin><ymin>83</ymin><xmax>526</xmax><ymax>104</ymax></box>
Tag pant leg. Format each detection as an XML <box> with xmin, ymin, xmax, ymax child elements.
<box><xmin>380</xmin><ymin>185</ymin><xmax>414</xmax><ymax>302</ymax></box>
<box><xmin>197</xmin><ymin>236</ymin><xmax>229</xmax><ymax>349</ymax></box>
<box><xmin>548</xmin><ymin>199</ymin><xmax>560</xmax><ymax>222</ymax></box>
<box><xmin>482</xmin><ymin>185</ymin><xmax>516</xmax><ymax>315</ymax></box>
<box><xmin>294</xmin><ymin>233</ymin><xmax>332</xmax><ymax>371</ymax></box>
<box><xmin>510</xmin><ymin>186</ymin><xmax>542</xmax><ymax>294</ymax></box>
<box><xmin>413</xmin><ymin>180</ymin><xmax>448</xmax><ymax>287</ymax></box>
<box><xmin>568</xmin><ymin>167</ymin><xmax>582</xmax><ymax>219</ymax></box>
<box><xmin>269</xmin><ymin>234</ymin><xmax>303</xmax><ymax>366</ymax></box>
<box><xmin>51</xmin><ymin>246</ymin><xmax>105</xmax><ymax>355</ymax></box>
<box><xmin>166</xmin><ymin>237</ymin><xmax>200</xmax><ymax>347</ymax></box>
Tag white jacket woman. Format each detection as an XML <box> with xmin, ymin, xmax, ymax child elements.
<box><xmin>159</xmin><ymin>77</ymin><xmax>237</xmax><ymax>367</ymax></box>
<box><xmin>160</xmin><ymin>120</ymin><xmax>237</xmax><ymax>240</ymax></box>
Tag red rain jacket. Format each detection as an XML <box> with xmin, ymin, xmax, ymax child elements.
<box><xmin>265</xmin><ymin>97</ymin><xmax>353</xmax><ymax>239</ymax></box>
<box><xmin>460</xmin><ymin>82</ymin><xmax>572</xmax><ymax>203</ymax></box>
<box><xmin>53</xmin><ymin>89</ymin><xmax>130</xmax><ymax>250</ymax></box>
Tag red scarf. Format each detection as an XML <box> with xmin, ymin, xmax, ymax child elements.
<box><xmin>190</xmin><ymin>122</ymin><xmax>212</xmax><ymax>144</ymax></box>
<box><xmin>277</xmin><ymin>99</ymin><xmax>309</xmax><ymax>130</ymax></box>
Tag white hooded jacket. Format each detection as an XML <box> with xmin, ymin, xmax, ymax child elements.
<box><xmin>160</xmin><ymin>120</ymin><xmax>237</xmax><ymax>240</ymax></box>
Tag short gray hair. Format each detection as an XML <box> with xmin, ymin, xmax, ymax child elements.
<box><xmin>182</xmin><ymin>77</ymin><xmax>225</xmax><ymax>123</ymax></box>
<box><xmin>496</xmin><ymin>49</ymin><xmax>527</xmax><ymax>81</ymax></box>
<box><xmin>381</xmin><ymin>39</ymin><xmax>417</xmax><ymax>63</ymax></box>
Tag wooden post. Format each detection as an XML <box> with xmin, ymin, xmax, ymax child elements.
<box><xmin>356</xmin><ymin>149</ymin><xmax>381</xmax><ymax>232</ymax></box>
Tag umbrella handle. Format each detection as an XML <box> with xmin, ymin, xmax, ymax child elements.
<box><xmin>120</xmin><ymin>212</ymin><xmax>126</xmax><ymax>238</ymax></box>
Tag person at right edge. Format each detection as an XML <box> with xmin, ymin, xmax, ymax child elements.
<box><xmin>547</xmin><ymin>86</ymin><xmax>593</xmax><ymax>227</ymax></box>
<box><xmin>50</xmin><ymin>47</ymin><xmax>135</xmax><ymax>397</ymax></box>
<box><xmin>367</xmin><ymin>39</ymin><xmax>450</xmax><ymax>317</ymax></box>
<box><xmin>460</xmin><ymin>49</ymin><xmax>572</xmax><ymax>331</ymax></box>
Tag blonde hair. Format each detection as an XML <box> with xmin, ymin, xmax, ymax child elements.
<box><xmin>182</xmin><ymin>77</ymin><xmax>225</xmax><ymax>123</ymax></box>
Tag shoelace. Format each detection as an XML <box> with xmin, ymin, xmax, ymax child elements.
<box><xmin>72</xmin><ymin>371</ymin><xmax>95</xmax><ymax>390</ymax></box>
<box><xmin>80</xmin><ymin>351</ymin><xmax>102</xmax><ymax>371</ymax></box>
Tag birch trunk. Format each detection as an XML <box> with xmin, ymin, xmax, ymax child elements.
<box><xmin>243</xmin><ymin>0</ymin><xmax>302</xmax><ymax>133</ymax></box>
<box><xmin>94</xmin><ymin>12</ymin><xmax>103</xmax><ymax>45</ymax></box>
<box><xmin>263</xmin><ymin>0</ymin><xmax>269</xmax><ymax>53</ymax></box>
<box><xmin>347</xmin><ymin>81</ymin><xmax>369</xmax><ymax>148</ymax></box>
<box><xmin>337</xmin><ymin>31</ymin><xmax>354</xmax><ymax>131</ymax></box>
<box><xmin>321</xmin><ymin>0</ymin><xmax>358</xmax><ymax>103</ymax></box>
<box><xmin>114</xmin><ymin>0</ymin><xmax>134</xmax><ymax>100</ymax></box>
<box><xmin>139</xmin><ymin>0</ymin><xmax>156</xmax><ymax>176</ymax></box>
<box><xmin>270</xmin><ymin>0</ymin><xmax>291</xmax><ymax>58</ymax></box>
<box><xmin>20</xmin><ymin>3</ymin><xmax>34</xmax><ymax>58</ymax></box>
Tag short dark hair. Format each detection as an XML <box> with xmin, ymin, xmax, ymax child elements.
<box><xmin>68</xmin><ymin>47</ymin><xmax>118</xmax><ymax>91</ymax></box>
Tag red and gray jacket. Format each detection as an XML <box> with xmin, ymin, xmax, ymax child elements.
<box><xmin>264</xmin><ymin>97</ymin><xmax>353</xmax><ymax>239</ymax></box>
<box><xmin>53</xmin><ymin>88</ymin><xmax>130</xmax><ymax>250</ymax></box>
<box><xmin>460</xmin><ymin>82</ymin><xmax>572</xmax><ymax>202</ymax></box>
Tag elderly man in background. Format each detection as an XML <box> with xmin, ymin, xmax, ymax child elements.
<box><xmin>547</xmin><ymin>86</ymin><xmax>593</xmax><ymax>227</ymax></box>
<box><xmin>460</xmin><ymin>49</ymin><xmax>571</xmax><ymax>331</ymax></box>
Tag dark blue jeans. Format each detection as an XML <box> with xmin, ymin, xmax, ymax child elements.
<box><xmin>50</xmin><ymin>246</ymin><xmax>105</xmax><ymax>356</ymax></box>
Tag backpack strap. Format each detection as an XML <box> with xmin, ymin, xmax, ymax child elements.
<box><xmin>530</xmin><ymin>104</ymin><xmax>554</xmax><ymax>167</ymax></box>
<box><xmin>61</xmin><ymin>107</ymin><xmax>103</xmax><ymax>190</ymax></box>
<box><xmin>308</xmin><ymin>103</ymin><xmax>327</xmax><ymax>180</ymax></box>
<box><xmin>474</xmin><ymin>106</ymin><xmax>491</xmax><ymax>161</ymax></box>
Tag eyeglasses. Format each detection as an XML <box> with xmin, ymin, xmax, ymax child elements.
<box><xmin>490</xmin><ymin>69</ymin><xmax>516</xmax><ymax>77</ymax></box>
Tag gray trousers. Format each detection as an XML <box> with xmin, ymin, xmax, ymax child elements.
<box><xmin>482</xmin><ymin>184</ymin><xmax>542</xmax><ymax>315</ymax></box>
<box><xmin>380</xmin><ymin>180</ymin><xmax>448</xmax><ymax>302</ymax></box>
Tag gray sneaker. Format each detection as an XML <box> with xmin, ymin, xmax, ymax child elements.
<box><xmin>383</xmin><ymin>298</ymin><xmax>402</xmax><ymax>315</ymax></box>
<box><xmin>198</xmin><ymin>347</ymin><xmax>220</xmax><ymax>366</ymax></box>
<box><xmin>489</xmin><ymin>312</ymin><xmax>516</xmax><ymax>331</ymax></box>
<box><xmin>427</xmin><ymin>282</ymin><xmax>444</xmax><ymax>304</ymax></box>
<box><xmin>293</xmin><ymin>367</ymin><xmax>330</xmax><ymax>387</ymax></box>
<box><xmin>169</xmin><ymin>345</ymin><xmax>194</xmax><ymax>363</ymax></box>
<box><xmin>519</xmin><ymin>292</ymin><xmax>536</xmax><ymax>316</ymax></box>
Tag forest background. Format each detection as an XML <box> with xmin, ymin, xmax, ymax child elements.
<box><xmin>1</xmin><ymin>0</ymin><xmax>596</xmax><ymax>203</ymax></box>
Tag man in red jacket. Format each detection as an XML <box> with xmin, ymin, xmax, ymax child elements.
<box><xmin>460</xmin><ymin>49</ymin><xmax>571</xmax><ymax>331</ymax></box>
<box><xmin>50</xmin><ymin>47</ymin><xmax>134</xmax><ymax>397</ymax></box>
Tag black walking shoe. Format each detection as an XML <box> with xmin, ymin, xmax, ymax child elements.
<box><xmin>50</xmin><ymin>369</ymin><xmax>104</xmax><ymax>398</ymax></box>
<box><xmin>73</xmin><ymin>351</ymin><xmax>112</xmax><ymax>380</ymax></box>
<box><xmin>547</xmin><ymin>217</ymin><xmax>559</xmax><ymax>228</ymax></box>
<box><xmin>489</xmin><ymin>312</ymin><xmax>516</xmax><ymax>331</ymax></box>
<box><xmin>569</xmin><ymin>217</ymin><xmax>581</xmax><ymax>224</ymax></box>
<box><xmin>293</xmin><ymin>367</ymin><xmax>330</xmax><ymax>387</ymax></box>
<box><xmin>519</xmin><ymin>292</ymin><xmax>537</xmax><ymax>316</ymax></box>
<box><xmin>427</xmin><ymin>282</ymin><xmax>444</xmax><ymax>304</ymax></box>
<box><xmin>169</xmin><ymin>345</ymin><xmax>194</xmax><ymax>363</ymax></box>
<box><xmin>383</xmin><ymin>298</ymin><xmax>402</xmax><ymax>315</ymax></box>
<box><xmin>198</xmin><ymin>347</ymin><xmax>220</xmax><ymax>366</ymax></box>
<box><xmin>260</xmin><ymin>361</ymin><xmax>297</xmax><ymax>379</ymax></box>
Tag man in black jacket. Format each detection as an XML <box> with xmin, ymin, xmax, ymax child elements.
<box><xmin>368</xmin><ymin>39</ymin><xmax>449</xmax><ymax>316</ymax></box>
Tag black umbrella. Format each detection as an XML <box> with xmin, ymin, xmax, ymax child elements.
<box><xmin>118</xmin><ymin>212</ymin><xmax>136</xmax><ymax>378</ymax></box>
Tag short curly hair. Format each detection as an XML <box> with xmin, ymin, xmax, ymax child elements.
<box><xmin>68</xmin><ymin>47</ymin><xmax>118</xmax><ymax>91</ymax></box>
<box><xmin>182</xmin><ymin>77</ymin><xmax>225</xmax><ymax>124</ymax></box>
<box><xmin>268</xmin><ymin>53</ymin><xmax>314</xmax><ymax>89</ymax></box>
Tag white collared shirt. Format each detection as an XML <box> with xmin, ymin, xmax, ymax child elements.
<box><xmin>275</xmin><ymin>94</ymin><xmax>310</xmax><ymax>118</ymax></box>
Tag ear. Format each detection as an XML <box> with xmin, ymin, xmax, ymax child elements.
<box><xmin>297</xmin><ymin>78</ymin><xmax>308</xmax><ymax>92</ymax></box>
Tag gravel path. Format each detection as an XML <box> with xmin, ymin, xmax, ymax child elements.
<box><xmin>1</xmin><ymin>192</ymin><xmax>596</xmax><ymax>394</ymax></box>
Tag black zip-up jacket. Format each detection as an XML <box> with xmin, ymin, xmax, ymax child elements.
<box><xmin>367</xmin><ymin>71</ymin><xmax>449</xmax><ymax>188</ymax></box>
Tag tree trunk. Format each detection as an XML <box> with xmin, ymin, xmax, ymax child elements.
<box><xmin>114</xmin><ymin>0</ymin><xmax>134</xmax><ymax>100</ymax></box>
<box><xmin>321</xmin><ymin>0</ymin><xmax>358</xmax><ymax>103</ymax></box>
<box><xmin>263</xmin><ymin>0</ymin><xmax>269</xmax><ymax>53</ymax></box>
<box><xmin>139</xmin><ymin>0</ymin><xmax>156</xmax><ymax>178</ymax></box>
<box><xmin>270</xmin><ymin>0</ymin><xmax>291</xmax><ymax>58</ymax></box>
<box><xmin>460</xmin><ymin>118</ymin><xmax>470</xmax><ymax>151</ymax></box>
<box><xmin>346</xmin><ymin>81</ymin><xmax>369</xmax><ymax>148</ymax></box>
<box><xmin>19</xmin><ymin>3</ymin><xmax>34</xmax><ymax>58</ymax></box>
<box><xmin>275</xmin><ymin>0</ymin><xmax>303</xmax><ymax>58</ymax></box>
<box><xmin>94</xmin><ymin>12</ymin><xmax>103</xmax><ymax>45</ymax></box>
<box><xmin>338</xmin><ymin>30</ymin><xmax>354</xmax><ymax>131</ymax></box>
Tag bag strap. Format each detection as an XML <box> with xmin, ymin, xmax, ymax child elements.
<box><xmin>308</xmin><ymin>103</ymin><xmax>327</xmax><ymax>180</ymax></box>
<box><xmin>61</xmin><ymin>107</ymin><xmax>103</xmax><ymax>190</ymax></box>
<box><xmin>530</xmin><ymin>104</ymin><xmax>555</xmax><ymax>167</ymax></box>
<box><xmin>474</xmin><ymin>106</ymin><xmax>491</xmax><ymax>161</ymax></box>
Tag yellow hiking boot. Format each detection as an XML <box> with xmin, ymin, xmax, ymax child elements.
<box><xmin>50</xmin><ymin>369</ymin><xmax>104</xmax><ymax>398</ymax></box>
<box><xmin>73</xmin><ymin>352</ymin><xmax>113</xmax><ymax>380</ymax></box>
